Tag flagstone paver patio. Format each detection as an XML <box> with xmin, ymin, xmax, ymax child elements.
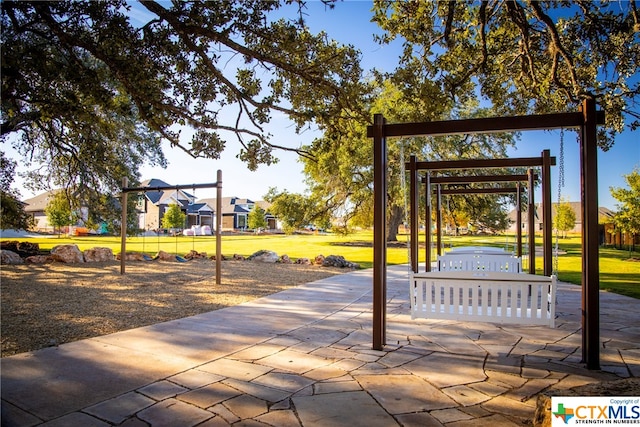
<box><xmin>1</xmin><ymin>265</ymin><xmax>638</xmax><ymax>426</ymax></box>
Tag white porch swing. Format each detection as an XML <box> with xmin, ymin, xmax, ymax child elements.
<box><xmin>403</xmin><ymin>138</ymin><xmax>563</xmax><ymax>328</ymax></box>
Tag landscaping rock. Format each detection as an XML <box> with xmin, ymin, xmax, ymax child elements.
<box><xmin>50</xmin><ymin>244</ymin><xmax>84</xmax><ymax>263</ymax></box>
<box><xmin>0</xmin><ymin>250</ymin><xmax>24</xmax><ymax>265</ymax></box>
<box><xmin>25</xmin><ymin>255</ymin><xmax>53</xmax><ymax>264</ymax></box>
<box><xmin>83</xmin><ymin>247</ymin><xmax>114</xmax><ymax>262</ymax></box>
<box><xmin>210</xmin><ymin>254</ymin><xmax>227</xmax><ymax>261</ymax></box>
<box><xmin>533</xmin><ymin>378</ymin><xmax>640</xmax><ymax>427</ymax></box>
<box><xmin>314</xmin><ymin>254</ymin><xmax>325</xmax><ymax>265</ymax></box>
<box><xmin>17</xmin><ymin>241</ymin><xmax>40</xmax><ymax>256</ymax></box>
<box><xmin>1</xmin><ymin>241</ymin><xmax>40</xmax><ymax>257</ymax></box>
<box><xmin>279</xmin><ymin>254</ymin><xmax>292</xmax><ymax>264</ymax></box>
<box><xmin>248</xmin><ymin>250</ymin><xmax>279</xmax><ymax>263</ymax></box>
<box><xmin>233</xmin><ymin>254</ymin><xmax>245</xmax><ymax>260</ymax></box>
<box><xmin>116</xmin><ymin>252</ymin><xmax>147</xmax><ymax>261</ymax></box>
<box><xmin>322</xmin><ymin>254</ymin><xmax>360</xmax><ymax>269</ymax></box>
<box><xmin>184</xmin><ymin>250</ymin><xmax>207</xmax><ymax>260</ymax></box>
<box><xmin>155</xmin><ymin>250</ymin><xmax>175</xmax><ymax>261</ymax></box>
<box><xmin>295</xmin><ymin>257</ymin><xmax>311</xmax><ymax>265</ymax></box>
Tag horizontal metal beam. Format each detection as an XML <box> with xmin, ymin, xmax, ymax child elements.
<box><xmin>367</xmin><ymin>111</ymin><xmax>605</xmax><ymax>138</ymax></box>
<box><xmin>407</xmin><ymin>156</ymin><xmax>555</xmax><ymax>171</ymax></box>
<box><xmin>427</xmin><ymin>174</ymin><xmax>539</xmax><ymax>184</ymax></box>
<box><xmin>122</xmin><ymin>182</ymin><xmax>221</xmax><ymax>193</ymax></box>
<box><xmin>439</xmin><ymin>187</ymin><xmax>518</xmax><ymax>195</ymax></box>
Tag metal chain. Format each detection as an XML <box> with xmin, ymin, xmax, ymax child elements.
<box><xmin>553</xmin><ymin>129</ymin><xmax>565</xmax><ymax>276</ymax></box>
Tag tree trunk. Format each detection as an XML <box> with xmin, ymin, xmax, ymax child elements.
<box><xmin>387</xmin><ymin>205</ymin><xmax>404</xmax><ymax>242</ymax></box>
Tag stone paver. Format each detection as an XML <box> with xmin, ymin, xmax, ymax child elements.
<box><xmin>137</xmin><ymin>380</ymin><xmax>189</xmax><ymax>401</ymax></box>
<box><xmin>221</xmin><ymin>378</ymin><xmax>291</xmax><ymax>403</ymax></box>
<box><xmin>222</xmin><ymin>394</ymin><xmax>268</xmax><ymax>419</ymax></box>
<box><xmin>137</xmin><ymin>398</ymin><xmax>213</xmax><ymax>427</ymax></box>
<box><xmin>255</xmin><ymin>409</ymin><xmax>301</xmax><ymax>427</ymax></box>
<box><xmin>356</xmin><ymin>374</ymin><xmax>457</xmax><ymax>414</ymax></box>
<box><xmin>441</xmin><ymin>385</ymin><xmax>491</xmax><ymax>406</ymax></box>
<box><xmin>83</xmin><ymin>392</ymin><xmax>155</xmax><ymax>424</ymax></box>
<box><xmin>198</xmin><ymin>358</ymin><xmax>272</xmax><ymax>381</ymax></box>
<box><xmin>39</xmin><ymin>412</ymin><xmax>110</xmax><ymax>427</ymax></box>
<box><xmin>167</xmin><ymin>370</ymin><xmax>224</xmax><ymax>389</ymax></box>
<box><xmin>177</xmin><ymin>382</ymin><xmax>242</xmax><ymax>409</ymax></box>
<box><xmin>404</xmin><ymin>351</ymin><xmax>487</xmax><ymax>388</ymax></box>
<box><xmin>293</xmin><ymin>391</ymin><xmax>398</xmax><ymax>426</ymax></box>
<box><xmin>251</xmin><ymin>371</ymin><xmax>315</xmax><ymax>393</ymax></box>
<box><xmin>1</xmin><ymin>267</ymin><xmax>638</xmax><ymax>427</ymax></box>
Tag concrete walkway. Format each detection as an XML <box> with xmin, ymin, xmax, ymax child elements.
<box><xmin>2</xmin><ymin>265</ymin><xmax>638</xmax><ymax>427</ymax></box>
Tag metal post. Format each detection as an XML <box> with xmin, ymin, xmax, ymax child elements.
<box><xmin>215</xmin><ymin>170</ymin><xmax>222</xmax><ymax>286</ymax></box>
<box><xmin>580</xmin><ymin>98</ymin><xmax>600</xmax><ymax>369</ymax></box>
<box><xmin>410</xmin><ymin>155</ymin><xmax>419</xmax><ymax>273</ymax></box>
<box><xmin>528</xmin><ymin>169</ymin><xmax>536</xmax><ymax>274</ymax></box>
<box><xmin>120</xmin><ymin>177</ymin><xmax>128</xmax><ymax>274</ymax></box>
<box><xmin>120</xmin><ymin>177</ymin><xmax>128</xmax><ymax>275</ymax></box>
<box><xmin>542</xmin><ymin>149</ymin><xmax>553</xmax><ymax>276</ymax></box>
<box><xmin>408</xmin><ymin>154</ymin><xmax>419</xmax><ymax>273</ymax></box>
<box><xmin>425</xmin><ymin>173</ymin><xmax>432</xmax><ymax>272</ymax></box>
<box><xmin>436</xmin><ymin>184</ymin><xmax>442</xmax><ymax>256</ymax></box>
<box><xmin>373</xmin><ymin>114</ymin><xmax>387</xmax><ymax>350</ymax></box>
<box><xmin>516</xmin><ymin>182</ymin><xmax>522</xmax><ymax>257</ymax></box>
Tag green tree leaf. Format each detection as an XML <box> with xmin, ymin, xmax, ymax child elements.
<box><xmin>554</xmin><ymin>198</ymin><xmax>577</xmax><ymax>238</ymax></box>
<box><xmin>248</xmin><ymin>205</ymin><xmax>267</xmax><ymax>231</ymax></box>
<box><xmin>161</xmin><ymin>203</ymin><xmax>186</xmax><ymax>231</ymax></box>
<box><xmin>610</xmin><ymin>168</ymin><xmax>640</xmax><ymax>246</ymax></box>
<box><xmin>45</xmin><ymin>191</ymin><xmax>74</xmax><ymax>236</ymax></box>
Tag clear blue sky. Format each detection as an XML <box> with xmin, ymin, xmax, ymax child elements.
<box><xmin>11</xmin><ymin>1</ymin><xmax>639</xmax><ymax>209</ymax></box>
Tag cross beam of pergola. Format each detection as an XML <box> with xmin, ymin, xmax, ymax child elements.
<box><xmin>367</xmin><ymin>99</ymin><xmax>604</xmax><ymax>370</ymax></box>
<box><xmin>423</xmin><ymin>172</ymin><xmax>540</xmax><ymax>268</ymax></box>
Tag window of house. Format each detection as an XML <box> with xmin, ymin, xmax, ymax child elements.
<box><xmin>237</xmin><ymin>214</ymin><xmax>247</xmax><ymax>229</ymax></box>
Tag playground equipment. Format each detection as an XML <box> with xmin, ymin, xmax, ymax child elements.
<box><xmin>119</xmin><ymin>170</ymin><xmax>223</xmax><ymax>285</ymax></box>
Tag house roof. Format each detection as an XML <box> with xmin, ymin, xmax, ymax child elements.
<box><xmin>186</xmin><ymin>203</ymin><xmax>214</xmax><ymax>215</ymax></box>
<box><xmin>255</xmin><ymin>200</ymin><xmax>272</xmax><ymax>211</ymax></box>
<box><xmin>196</xmin><ymin>197</ymin><xmax>263</xmax><ymax>215</ymax></box>
<box><xmin>197</xmin><ymin>198</ymin><xmax>247</xmax><ymax>215</ymax></box>
<box><xmin>140</xmin><ymin>179</ymin><xmax>194</xmax><ymax>205</ymax></box>
<box><xmin>23</xmin><ymin>190</ymin><xmax>59</xmax><ymax>212</ymax></box>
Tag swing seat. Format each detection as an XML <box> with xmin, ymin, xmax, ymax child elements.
<box><xmin>410</xmin><ymin>271</ymin><xmax>556</xmax><ymax>327</ymax></box>
<box><xmin>437</xmin><ymin>252</ymin><xmax>523</xmax><ymax>273</ymax></box>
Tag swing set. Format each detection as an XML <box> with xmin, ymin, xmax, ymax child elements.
<box><xmin>119</xmin><ymin>170</ymin><xmax>223</xmax><ymax>285</ymax></box>
<box><xmin>407</xmin><ymin>152</ymin><xmax>558</xmax><ymax>328</ymax></box>
<box><xmin>368</xmin><ymin>99</ymin><xmax>604</xmax><ymax>370</ymax></box>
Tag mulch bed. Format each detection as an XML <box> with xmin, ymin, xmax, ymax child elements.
<box><xmin>1</xmin><ymin>259</ymin><xmax>346</xmax><ymax>357</ymax></box>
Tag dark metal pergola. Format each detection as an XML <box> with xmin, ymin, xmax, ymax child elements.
<box><xmin>119</xmin><ymin>170</ymin><xmax>223</xmax><ymax>285</ymax></box>
<box><xmin>412</xmin><ymin>157</ymin><xmax>553</xmax><ymax>276</ymax></box>
<box><xmin>368</xmin><ymin>99</ymin><xmax>604</xmax><ymax>370</ymax></box>
<box><xmin>424</xmin><ymin>172</ymin><xmax>540</xmax><ymax>271</ymax></box>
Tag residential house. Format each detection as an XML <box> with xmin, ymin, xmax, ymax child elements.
<box><xmin>196</xmin><ymin>197</ymin><xmax>278</xmax><ymax>231</ymax></box>
<box><xmin>22</xmin><ymin>190</ymin><xmax>91</xmax><ymax>233</ymax></box>
<box><xmin>507</xmin><ymin>202</ymin><xmax>615</xmax><ymax>235</ymax></box>
<box><xmin>22</xmin><ymin>191</ymin><xmax>56</xmax><ymax>232</ymax></box>
<box><xmin>255</xmin><ymin>200</ymin><xmax>278</xmax><ymax>230</ymax></box>
<box><xmin>137</xmin><ymin>179</ymin><xmax>214</xmax><ymax>232</ymax></box>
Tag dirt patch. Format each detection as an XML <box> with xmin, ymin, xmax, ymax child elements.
<box><xmin>0</xmin><ymin>259</ymin><xmax>347</xmax><ymax>357</ymax></box>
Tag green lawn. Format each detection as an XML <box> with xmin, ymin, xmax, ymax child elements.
<box><xmin>7</xmin><ymin>231</ymin><xmax>639</xmax><ymax>299</ymax></box>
